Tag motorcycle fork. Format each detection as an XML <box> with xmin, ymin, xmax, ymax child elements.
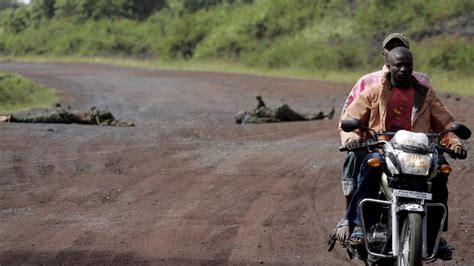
<box><xmin>397</xmin><ymin>201</ymin><xmax>447</xmax><ymax>260</ymax></box>
<box><xmin>360</xmin><ymin>197</ymin><xmax>447</xmax><ymax>260</ymax></box>
<box><xmin>391</xmin><ymin>198</ymin><xmax>399</xmax><ymax>256</ymax></box>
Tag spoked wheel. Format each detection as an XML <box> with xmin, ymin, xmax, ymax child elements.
<box><xmin>398</xmin><ymin>213</ymin><xmax>422</xmax><ymax>266</ymax></box>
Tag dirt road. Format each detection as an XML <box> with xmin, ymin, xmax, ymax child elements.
<box><xmin>0</xmin><ymin>62</ymin><xmax>472</xmax><ymax>265</ymax></box>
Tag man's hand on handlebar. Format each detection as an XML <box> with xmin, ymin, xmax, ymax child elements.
<box><xmin>346</xmin><ymin>138</ymin><xmax>362</xmax><ymax>149</ymax></box>
<box><xmin>452</xmin><ymin>145</ymin><xmax>467</xmax><ymax>159</ymax></box>
<box><xmin>340</xmin><ymin>138</ymin><xmax>379</xmax><ymax>152</ymax></box>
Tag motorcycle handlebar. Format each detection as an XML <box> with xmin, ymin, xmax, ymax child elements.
<box><xmin>339</xmin><ymin>141</ymin><xmax>383</xmax><ymax>152</ymax></box>
<box><xmin>339</xmin><ymin>146</ymin><xmax>349</xmax><ymax>152</ymax></box>
<box><xmin>339</xmin><ymin>142</ymin><xmax>468</xmax><ymax>160</ymax></box>
<box><xmin>438</xmin><ymin>146</ymin><xmax>468</xmax><ymax>160</ymax></box>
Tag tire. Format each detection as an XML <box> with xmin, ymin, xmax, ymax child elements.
<box><xmin>398</xmin><ymin>213</ymin><xmax>423</xmax><ymax>266</ymax></box>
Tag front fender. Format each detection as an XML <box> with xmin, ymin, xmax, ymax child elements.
<box><xmin>397</xmin><ymin>203</ymin><xmax>425</xmax><ymax>213</ymax></box>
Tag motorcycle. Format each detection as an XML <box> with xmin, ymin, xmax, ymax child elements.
<box><xmin>338</xmin><ymin>118</ymin><xmax>471</xmax><ymax>265</ymax></box>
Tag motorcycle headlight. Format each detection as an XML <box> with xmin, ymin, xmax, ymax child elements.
<box><xmin>397</xmin><ymin>152</ymin><xmax>431</xmax><ymax>176</ymax></box>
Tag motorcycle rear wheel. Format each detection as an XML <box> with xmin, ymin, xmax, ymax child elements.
<box><xmin>398</xmin><ymin>213</ymin><xmax>423</xmax><ymax>266</ymax></box>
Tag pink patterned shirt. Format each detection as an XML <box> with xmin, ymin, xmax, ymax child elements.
<box><xmin>340</xmin><ymin>65</ymin><xmax>432</xmax><ymax>116</ymax></box>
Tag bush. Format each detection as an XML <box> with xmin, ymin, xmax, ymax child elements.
<box><xmin>1</xmin><ymin>7</ymin><xmax>31</xmax><ymax>33</ymax></box>
<box><xmin>192</xmin><ymin>4</ymin><xmax>256</xmax><ymax>60</ymax></box>
<box><xmin>353</xmin><ymin>0</ymin><xmax>474</xmax><ymax>63</ymax></box>
<box><xmin>414</xmin><ymin>36</ymin><xmax>474</xmax><ymax>75</ymax></box>
<box><xmin>0</xmin><ymin>0</ymin><xmax>472</xmax><ymax>76</ymax></box>
<box><xmin>0</xmin><ymin>71</ymin><xmax>58</xmax><ymax>112</ymax></box>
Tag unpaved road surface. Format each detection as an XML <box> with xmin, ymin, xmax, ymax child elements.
<box><xmin>0</xmin><ymin>62</ymin><xmax>472</xmax><ymax>265</ymax></box>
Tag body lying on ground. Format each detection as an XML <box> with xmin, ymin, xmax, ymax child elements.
<box><xmin>0</xmin><ymin>107</ymin><xmax>134</xmax><ymax>127</ymax></box>
<box><xmin>235</xmin><ymin>95</ymin><xmax>334</xmax><ymax>124</ymax></box>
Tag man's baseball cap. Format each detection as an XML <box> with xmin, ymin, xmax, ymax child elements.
<box><xmin>382</xmin><ymin>33</ymin><xmax>409</xmax><ymax>49</ymax></box>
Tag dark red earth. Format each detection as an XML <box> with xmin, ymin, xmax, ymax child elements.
<box><xmin>0</xmin><ymin>62</ymin><xmax>472</xmax><ymax>265</ymax></box>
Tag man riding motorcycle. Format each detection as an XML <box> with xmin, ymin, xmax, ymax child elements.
<box><xmin>338</xmin><ymin>47</ymin><xmax>466</xmax><ymax>257</ymax></box>
<box><xmin>334</xmin><ymin>33</ymin><xmax>437</xmax><ymax>251</ymax></box>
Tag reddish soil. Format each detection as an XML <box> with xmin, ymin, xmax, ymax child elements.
<box><xmin>0</xmin><ymin>62</ymin><xmax>472</xmax><ymax>265</ymax></box>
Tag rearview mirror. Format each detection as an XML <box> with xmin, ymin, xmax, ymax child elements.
<box><xmin>341</xmin><ymin>118</ymin><xmax>361</xmax><ymax>132</ymax></box>
<box><xmin>449</xmin><ymin>123</ymin><xmax>471</xmax><ymax>140</ymax></box>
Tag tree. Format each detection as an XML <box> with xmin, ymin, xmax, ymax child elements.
<box><xmin>1</xmin><ymin>6</ymin><xmax>30</xmax><ymax>33</ymax></box>
<box><xmin>54</xmin><ymin>0</ymin><xmax>90</xmax><ymax>20</ymax></box>
<box><xmin>54</xmin><ymin>0</ymin><xmax>166</xmax><ymax>20</ymax></box>
<box><xmin>31</xmin><ymin>0</ymin><xmax>56</xmax><ymax>24</ymax></box>
<box><xmin>167</xmin><ymin>0</ymin><xmax>253</xmax><ymax>14</ymax></box>
<box><xmin>0</xmin><ymin>0</ymin><xmax>20</xmax><ymax>10</ymax></box>
<box><xmin>123</xmin><ymin>0</ymin><xmax>166</xmax><ymax>20</ymax></box>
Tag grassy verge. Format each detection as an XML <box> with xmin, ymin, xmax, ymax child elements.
<box><xmin>0</xmin><ymin>70</ymin><xmax>59</xmax><ymax>113</ymax></box>
<box><xmin>2</xmin><ymin>55</ymin><xmax>473</xmax><ymax>98</ymax></box>
<box><xmin>427</xmin><ymin>72</ymin><xmax>474</xmax><ymax>96</ymax></box>
<box><xmin>2</xmin><ymin>55</ymin><xmax>366</xmax><ymax>82</ymax></box>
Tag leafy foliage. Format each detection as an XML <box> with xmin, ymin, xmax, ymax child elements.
<box><xmin>0</xmin><ymin>71</ymin><xmax>58</xmax><ymax>112</ymax></box>
<box><xmin>1</xmin><ymin>6</ymin><xmax>30</xmax><ymax>33</ymax></box>
<box><xmin>0</xmin><ymin>0</ymin><xmax>20</xmax><ymax>11</ymax></box>
<box><xmin>413</xmin><ymin>36</ymin><xmax>474</xmax><ymax>75</ymax></box>
<box><xmin>0</xmin><ymin>0</ymin><xmax>473</xmax><ymax>74</ymax></box>
<box><xmin>28</xmin><ymin>0</ymin><xmax>167</xmax><ymax>21</ymax></box>
<box><xmin>31</xmin><ymin>0</ymin><xmax>55</xmax><ymax>20</ymax></box>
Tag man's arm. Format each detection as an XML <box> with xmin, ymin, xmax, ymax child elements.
<box><xmin>428</xmin><ymin>90</ymin><xmax>463</xmax><ymax>149</ymax></box>
<box><xmin>339</xmin><ymin>87</ymin><xmax>373</xmax><ymax>145</ymax></box>
<box><xmin>340</xmin><ymin>79</ymin><xmax>363</xmax><ymax>116</ymax></box>
<box><xmin>340</xmin><ymin>70</ymin><xmax>384</xmax><ymax>117</ymax></box>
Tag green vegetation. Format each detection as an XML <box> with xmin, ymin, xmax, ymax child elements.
<box><xmin>0</xmin><ymin>0</ymin><xmax>473</xmax><ymax>96</ymax></box>
<box><xmin>0</xmin><ymin>71</ymin><xmax>58</xmax><ymax>113</ymax></box>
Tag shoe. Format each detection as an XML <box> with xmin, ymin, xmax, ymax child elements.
<box><xmin>0</xmin><ymin>115</ymin><xmax>11</xmax><ymax>123</ymax></box>
<box><xmin>436</xmin><ymin>237</ymin><xmax>453</xmax><ymax>261</ymax></box>
<box><xmin>349</xmin><ymin>225</ymin><xmax>365</xmax><ymax>246</ymax></box>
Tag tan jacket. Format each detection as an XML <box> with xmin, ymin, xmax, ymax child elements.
<box><xmin>340</xmin><ymin>73</ymin><xmax>462</xmax><ymax>149</ymax></box>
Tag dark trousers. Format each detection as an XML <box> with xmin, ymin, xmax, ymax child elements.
<box><xmin>341</xmin><ymin>150</ymin><xmax>366</xmax><ymax>196</ymax></box>
<box><xmin>345</xmin><ymin>152</ymin><xmax>384</xmax><ymax>227</ymax></box>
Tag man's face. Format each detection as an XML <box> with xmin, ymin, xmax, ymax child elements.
<box><xmin>388</xmin><ymin>48</ymin><xmax>413</xmax><ymax>83</ymax></box>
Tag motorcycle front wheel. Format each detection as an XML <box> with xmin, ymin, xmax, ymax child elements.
<box><xmin>397</xmin><ymin>213</ymin><xmax>423</xmax><ymax>266</ymax></box>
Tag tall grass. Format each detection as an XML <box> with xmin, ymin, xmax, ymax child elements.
<box><xmin>0</xmin><ymin>71</ymin><xmax>59</xmax><ymax>113</ymax></box>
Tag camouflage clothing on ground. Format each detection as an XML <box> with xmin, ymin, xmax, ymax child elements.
<box><xmin>236</xmin><ymin>98</ymin><xmax>334</xmax><ymax>124</ymax></box>
<box><xmin>10</xmin><ymin>108</ymin><xmax>76</xmax><ymax>124</ymax></box>
<box><xmin>9</xmin><ymin>107</ymin><xmax>134</xmax><ymax>126</ymax></box>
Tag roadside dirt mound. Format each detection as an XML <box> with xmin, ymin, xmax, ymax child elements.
<box><xmin>0</xmin><ymin>62</ymin><xmax>472</xmax><ymax>265</ymax></box>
